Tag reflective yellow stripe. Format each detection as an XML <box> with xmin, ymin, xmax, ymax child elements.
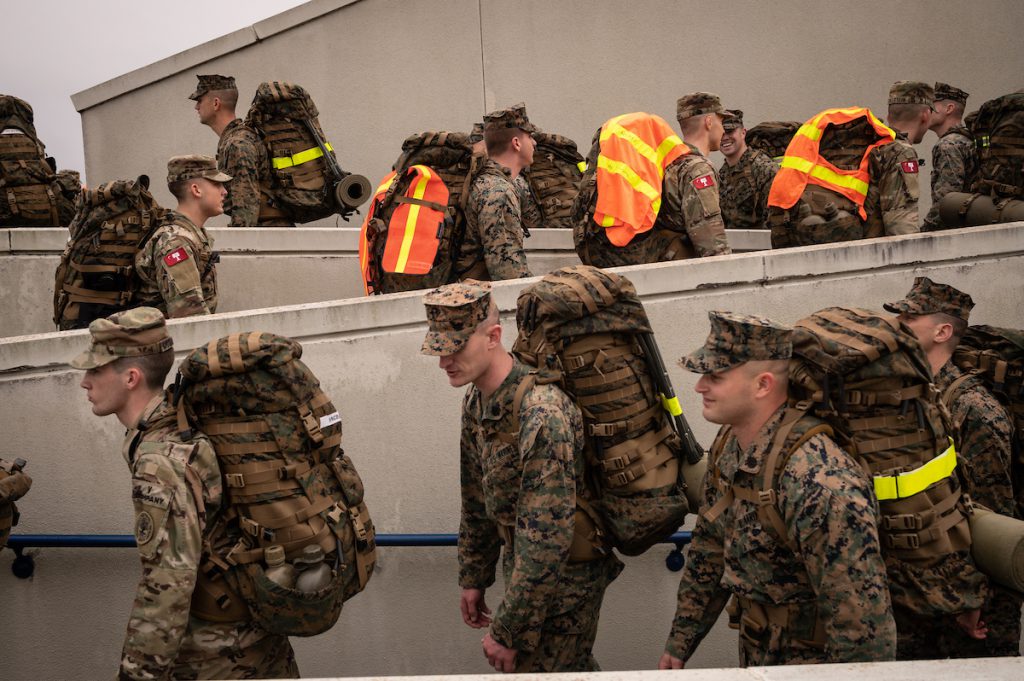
<box><xmin>395</xmin><ymin>166</ymin><xmax>432</xmax><ymax>273</ymax></box>
<box><xmin>796</xmin><ymin>122</ymin><xmax>824</xmax><ymax>142</ymax></box>
<box><xmin>596</xmin><ymin>155</ymin><xmax>662</xmax><ymax>209</ymax></box>
<box><xmin>577</xmin><ymin>161</ymin><xmax>588</xmax><ymax>173</ymax></box>
<box><xmin>779</xmin><ymin>156</ymin><xmax>870</xmax><ymax>196</ymax></box>
<box><xmin>271</xmin><ymin>142</ymin><xmax>334</xmax><ymax>170</ymax></box>
<box><xmin>600</xmin><ymin>118</ymin><xmax>685</xmax><ymax>170</ymax></box>
<box><xmin>375</xmin><ymin>174</ymin><xmax>396</xmax><ymax>195</ymax></box>
<box><xmin>873</xmin><ymin>440</ymin><xmax>957</xmax><ymax>501</ymax></box>
<box><xmin>660</xmin><ymin>394</ymin><xmax>682</xmax><ymax>417</ymax></box>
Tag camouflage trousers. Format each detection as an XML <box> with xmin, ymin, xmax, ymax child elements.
<box><xmin>510</xmin><ymin>554</ymin><xmax>623</xmax><ymax>673</ymax></box>
<box><xmin>170</xmin><ymin>617</ymin><xmax>299</xmax><ymax>679</ymax></box>
<box><xmin>894</xmin><ymin>593</ymin><xmax>1023</xmax><ymax>660</ymax></box>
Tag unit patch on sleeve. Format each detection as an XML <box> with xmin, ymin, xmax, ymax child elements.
<box><xmin>163</xmin><ymin>247</ymin><xmax>190</xmax><ymax>267</ymax></box>
<box><xmin>900</xmin><ymin>160</ymin><xmax>919</xmax><ymax>173</ymax></box>
<box><xmin>692</xmin><ymin>174</ymin><xmax>716</xmax><ymax>189</ymax></box>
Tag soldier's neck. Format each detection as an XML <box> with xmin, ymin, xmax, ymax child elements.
<box><xmin>174</xmin><ymin>202</ymin><xmax>208</xmax><ymax>229</ymax></box>
<box><xmin>723</xmin><ymin>144</ymin><xmax>746</xmax><ymax>167</ymax></box>
<box><xmin>210</xmin><ymin>111</ymin><xmax>238</xmax><ymax>137</ymax></box>
<box><xmin>732</xmin><ymin>395</ymin><xmax>786</xmax><ymax>450</ymax></box>
<box><xmin>932</xmin><ymin>117</ymin><xmax>964</xmax><ymax>138</ymax></box>
<box><xmin>117</xmin><ymin>388</ymin><xmax>163</xmax><ymax>430</ymax></box>
<box><xmin>929</xmin><ymin>346</ymin><xmax>955</xmax><ymax>377</ymax></box>
<box><xmin>474</xmin><ymin>351</ymin><xmax>515</xmax><ymax>400</ymax></box>
<box><xmin>491</xmin><ymin>154</ymin><xmax>522</xmax><ymax>179</ymax></box>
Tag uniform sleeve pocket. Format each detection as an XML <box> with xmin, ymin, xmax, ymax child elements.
<box><xmin>132</xmin><ymin>481</ymin><xmax>172</xmax><ymax>560</ymax></box>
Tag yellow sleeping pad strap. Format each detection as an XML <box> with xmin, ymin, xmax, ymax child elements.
<box><xmin>873</xmin><ymin>439</ymin><xmax>957</xmax><ymax>501</ymax></box>
<box><xmin>272</xmin><ymin>143</ymin><xmax>334</xmax><ymax>170</ymax></box>
<box><xmin>577</xmin><ymin>161</ymin><xmax>588</xmax><ymax>173</ymax></box>
<box><xmin>660</xmin><ymin>393</ymin><xmax>682</xmax><ymax>417</ymax></box>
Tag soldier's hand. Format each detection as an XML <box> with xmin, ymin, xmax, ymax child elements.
<box><xmin>658</xmin><ymin>651</ymin><xmax>685</xmax><ymax>669</ymax></box>
<box><xmin>460</xmin><ymin>587</ymin><xmax>492</xmax><ymax>628</ymax></box>
<box><xmin>954</xmin><ymin>608</ymin><xmax>989</xmax><ymax>640</ymax></box>
<box><xmin>481</xmin><ymin>632</ymin><xmax>517</xmax><ymax>673</ymax></box>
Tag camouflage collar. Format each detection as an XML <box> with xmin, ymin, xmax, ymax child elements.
<box><xmin>942</xmin><ymin>125</ymin><xmax>971</xmax><ymax>139</ymax></box>
<box><xmin>483</xmin><ymin>158</ymin><xmax>515</xmax><ymax>179</ymax></box>
<box><xmin>135</xmin><ymin>392</ymin><xmax>171</xmax><ymax>432</ymax></box>
<box><xmin>934</xmin><ymin>360</ymin><xmax>961</xmax><ymax>392</ymax></box>
<box><xmin>221</xmin><ymin>118</ymin><xmax>246</xmax><ymax>137</ymax></box>
<box><xmin>736</xmin><ymin>407</ymin><xmax>787</xmax><ymax>475</ymax></box>
<box><xmin>478</xmin><ymin>358</ymin><xmax>530</xmax><ymax>423</ymax></box>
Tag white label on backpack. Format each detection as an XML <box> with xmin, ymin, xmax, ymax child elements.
<box><xmin>320</xmin><ymin>411</ymin><xmax>341</xmax><ymax>429</ymax></box>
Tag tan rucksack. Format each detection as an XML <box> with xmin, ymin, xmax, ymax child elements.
<box><xmin>0</xmin><ymin>95</ymin><xmax>62</xmax><ymax>227</ymax></box>
<box><xmin>53</xmin><ymin>175</ymin><xmax>168</xmax><ymax>330</ymax></box>
<box><xmin>969</xmin><ymin>92</ymin><xmax>1024</xmax><ymax>198</ymax></box>
<box><xmin>745</xmin><ymin>121</ymin><xmax>800</xmax><ymax>162</ymax></box>
<box><xmin>175</xmin><ymin>332</ymin><xmax>375</xmax><ymax>636</ymax></box>
<box><xmin>524</xmin><ymin>132</ymin><xmax>584</xmax><ymax>229</ymax></box>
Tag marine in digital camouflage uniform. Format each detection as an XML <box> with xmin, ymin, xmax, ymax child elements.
<box><xmin>660</xmin><ymin>311</ymin><xmax>895</xmax><ymax>668</ymax></box>
<box><xmin>0</xmin><ymin>457</ymin><xmax>31</xmax><ymax>551</ymax></box>
<box><xmin>456</xmin><ymin>105</ymin><xmax>535</xmax><ymax>281</ymax></box>
<box><xmin>923</xmin><ymin>83</ymin><xmax>979</xmax><ymax>231</ymax></box>
<box><xmin>885</xmin><ymin>278</ymin><xmax>1021</xmax><ymax>658</ymax></box>
<box><xmin>190</xmin><ymin>74</ymin><xmax>294</xmax><ymax>228</ymax></box>
<box><xmin>422</xmin><ymin>281</ymin><xmax>622</xmax><ymax>673</ymax></box>
<box><xmin>718</xmin><ymin>110</ymin><xmax>778</xmax><ymax>230</ymax></box>
<box><xmin>134</xmin><ymin>156</ymin><xmax>222</xmax><ymax>318</ymax></box>
<box><xmin>72</xmin><ymin>308</ymin><xmax>298</xmax><ymax>680</ymax></box>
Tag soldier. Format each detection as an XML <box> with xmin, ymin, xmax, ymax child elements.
<box><xmin>455</xmin><ymin>105</ymin><xmax>534</xmax><ymax>281</ymax></box>
<box><xmin>190</xmin><ymin>74</ymin><xmax>294</xmax><ymax>227</ymax></box>
<box><xmin>922</xmin><ymin>84</ymin><xmax>979</xmax><ymax>230</ymax></box>
<box><xmin>0</xmin><ymin>458</ymin><xmax>31</xmax><ymax>552</ymax></box>
<box><xmin>717</xmin><ymin>109</ymin><xmax>778</xmax><ymax>230</ymax></box>
<box><xmin>134</xmin><ymin>155</ymin><xmax>223</xmax><ymax>318</ymax></box>
<box><xmin>887</xmin><ymin>81</ymin><xmax>934</xmax><ymax>145</ymax></box>
<box><xmin>884</xmin><ymin>278</ymin><xmax>1020</xmax><ymax>658</ymax></box>
<box><xmin>660</xmin><ymin>311</ymin><xmax>895</xmax><ymax>668</ymax></box>
<box><xmin>71</xmin><ymin>308</ymin><xmax>298</xmax><ymax>679</ymax></box>
<box><xmin>471</xmin><ymin>119</ymin><xmax>542</xmax><ymax>234</ymax></box>
<box><xmin>422</xmin><ymin>281</ymin><xmax>623</xmax><ymax>672</ymax></box>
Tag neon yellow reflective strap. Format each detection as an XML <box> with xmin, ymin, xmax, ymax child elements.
<box><xmin>272</xmin><ymin>143</ymin><xmax>334</xmax><ymax>170</ymax></box>
<box><xmin>780</xmin><ymin>156</ymin><xmax>815</xmax><ymax>173</ymax></box>
<box><xmin>808</xmin><ymin>164</ymin><xmax>869</xmax><ymax>195</ymax></box>
<box><xmin>394</xmin><ymin>166</ymin><xmax>432</xmax><ymax>273</ymax></box>
<box><xmin>873</xmin><ymin>440</ymin><xmax>957</xmax><ymax>501</ymax></box>
<box><xmin>596</xmin><ymin>155</ymin><xmax>662</xmax><ymax>206</ymax></box>
<box><xmin>375</xmin><ymin>174</ymin><xmax>396</xmax><ymax>195</ymax></box>
<box><xmin>577</xmin><ymin>161</ymin><xmax>588</xmax><ymax>173</ymax></box>
<box><xmin>600</xmin><ymin>120</ymin><xmax>684</xmax><ymax>171</ymax></box>
<box><xmin>796</xmin><ymin>122</ymin><xmax>824</xmax><ymax>142</ymax></box>
<box><xmin>660</xmin><ymin>394</ymin><xmax>682</xmax><ymax>417</ymax></box>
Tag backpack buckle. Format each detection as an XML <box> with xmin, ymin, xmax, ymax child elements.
<box><xmin>225</xmin><ymin>473</ymin><xmax>245</xmax><ymax>488</ymax></box>
<box><xmin>886</xmin><ymin>533</ymin><xmax>920</xmax><ymax>550</ymax></box>
<box><xmin>882</xmin><ymin>513</ymin><xmax>922</xmax><ymax>531</ymax></box>
<box><xmin>757</xmin><ymin>490</ymin><xmax>777</xmax><ymax>506</ymax></box>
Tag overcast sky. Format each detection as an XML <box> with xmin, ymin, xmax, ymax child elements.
<box><xmin>2</xmin><ymin>1</ymin><xmax>307</xmax><ymax>181</ymax></box>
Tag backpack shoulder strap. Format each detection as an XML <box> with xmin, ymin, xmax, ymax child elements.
<box><xmin>941</xmin><ymin>370</ymin><xmax>979</xmax><ymax>414</ymax></box>
<box><xmin>700</xmin><ymin>425</ymin><xmax>734</xmax><ymax>522</ymax></box>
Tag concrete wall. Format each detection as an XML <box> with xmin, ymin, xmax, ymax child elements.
<box><xmin>0</xmin><ymin>227</ymin><xmax>769</xmax><ymax>338</ymax></box>
<box><xmin>2</xmin><ymin>224</ymin><xmax>1022</xmax><ymax>680</ymax></box>
<box><xmin>71</xmin><ymin>0</ymin><xmax>1024</xmax><ymax>221</ymax></box>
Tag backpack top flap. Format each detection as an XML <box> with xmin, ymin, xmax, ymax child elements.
<box><xmin>0</xmin><ymin>95</ymin><xmax>36</xmax><ymax>138</ymax></box>
<box><xmin>68</xmin><ymin>177</ymin><xmax>159</xmax><ymax>237</ymax></box>
<box><xmin>394</xmin><ymin>131</ymin><xmax>474</xmax><ymax>176</ymax></box>
<box><xmin>245</xmin><ymin>81</ymin><xmax>318</xmax><ymax>130</ymax></box>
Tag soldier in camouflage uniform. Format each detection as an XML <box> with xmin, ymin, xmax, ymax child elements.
<box><xmin>72</xmin><ymin>308</ymin><xmax>298</xmax><ymax>679</ymax></box>
<box><xmin>455</xmin><ymin>105</ymin><xmax>534</xmax><ymax>281</ymax></box>
<box><xmin>718</xmin><ymin>109</ymin><xmax>778</xmax><ymax>230</ymax></box>
<box><xmin>422</xmin><ymin>281</ymin><xmax>623</xmax><ymax>673</ymax></box>
<box><xmin>660</xmin><ymin>311</ymin><xmax>895</xmax><ymax>669</ymax></box>
<box><xmin>471</xmin><ymin>119</ymin><xmax>542</xmax><ymax>234</ymax></box>
<box><xmin>923</xmin><ymin>84</ymin><xmax>979</xmax><ymax>230</ymax></box>
<box><xmin>134</xmin><ymin>156</ymin><xmax>222</xmax><ymax>318</ymax></box>
<box><xmin>885</xmin><ymin>278</ymin><xmax>1020</xmax><ymax>658</ymax></box>
<box><xmin>0</xmin><ymin>457</ymin><xmax>31</xmax><ymax>552</ymax></box>
<box><xmin>190</xmin><ymin>74</ymin><xmax>294</xmax><ymax>228</ymax></box>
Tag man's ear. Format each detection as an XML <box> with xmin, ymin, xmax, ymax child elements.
<box><xmin>487</xmin><ymin>323</ymin><xmax>503</xmax><ymax>349</ymax></box>
<box><xmin>123</xmin><ymin>366</ymin><xmax>145</xmax><ymax>391</ymax></box>
<box><xmin>934</xmin><ymin>322</ymin><xmax>955</xmax><ymax>344</ymax></box>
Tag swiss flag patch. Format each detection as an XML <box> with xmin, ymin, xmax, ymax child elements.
<box><xmin>900</xmin><ymin>160</ymin><xmax>919</xmax><ymax>173</ymax></box>
<box><xmin>692</xmin><ymin>174</ymin><xmax>716</xmax><ymax>189</ymax></box>
<box><xmin>162</xmin><ymin>247</ymin><xmax>190</xmax><ymax>267</ymax></box>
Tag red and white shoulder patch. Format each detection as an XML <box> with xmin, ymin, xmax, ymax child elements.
<box><xmin>692</xmin><ymin>174</ymin><xmax>716</xmax><ymax>189</ymax></box>
<box><xmin>900</xmin><ymin>160</ymin><xmax>919</xmax><ymax>173</ymax></box>
<box><xmin>162</xmin><ymin>247</ymin><xmax>190</xmax><ymax>267</ymax></box>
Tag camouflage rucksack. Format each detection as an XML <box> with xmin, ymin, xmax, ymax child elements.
<box><xmin>523</xmin><ymin>132</ymin><xmax>584</xmax><ymax>229</ymax></box>
<box><xmin>969</xmin><ymin>92</ymin><xmax>1024</xmax><ymax>198</ymax></box>
<box><xmin>0</xmin><ymin>458</ymin><xmax>31</xmax><ymax>552</ymax></box>
<box><xmin>787</xmin><ymin>307</ymin><xmax>985</xmax><ymax>616</ymax></box>
<box><xmin>360</xmin><ymin>131</ymin><xmax>486</xmax><ymax>294</ymax></box>
<box><xmin>745</xmin><ymin>121</ymin><xmax>800</xmax><ymax>162</ymax></box>
<box><xmin>512</xmin><ymin>265</ymin><xmax>705</xmax><ymax>555</ymax></box>
<box><xmin>951</xmin><ymin>324</ymin><xmax>1024</xmax><ymax>516</ymax></box>
<box><xmin>175</xmin><ymin>332</ymin><xmax>376</xmax><ymax>636</ymax></box>
<box><xmin>0</xmin><ymin>95</ymin><xmax>62</xmax><ymax>227</ymax></box>
<box><xmin>245</xmin><ymin>81</ymin><xmax>370</xmax><ymax>224</ymax></box>
<box><xmin>53</xmin><ymin>175</ymin><xmax>168</xmax><ymax>330</ymax></box>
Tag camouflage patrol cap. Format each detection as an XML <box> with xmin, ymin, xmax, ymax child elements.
<box><xmin>483</xmin><ymin>103</ymin><xmax>539</xmax><ymax>134</ymax></box>
<box><xmin>188</xmin><ymin>74</ymin><xmax>237</xmax><ymax>101</ymax></box>
<box><xmin>888</xmin><ymin>81</ymin><xmax>935</xmax><ymax>106</ymax></box>
<box><xmin>421</xmin><ymin>281</ymin><xmax>493</xmax><ymax>356</ymax></box>
<box><xmin>679</xmin><ymin>311</ymin><xmax>792</xmax><ymax>374</ymax></box>
<box><xmin>883</xmin><ymin>276</ymin><xmax>975</xmax><ymax>322</ymax></box>
<box><xmin>676</xmin><ymin>93</ymin><xmax>738</xmax><ymax>122</ymax></box>
<box><xmin>70</xmin><ymin>307</ymin><xmax>173</xmax><ymax>370</ymax></box>
<box><xmin>722</xmin><ymin>109</ymin><xmax>744</xmax><ymax>131</ymax></box>
<box><xmin>934</xmin><ymin>82</ymin><xmax>969</xmax><ymax>105</ymax></box>
<box><xmin>468</xmin><ymin>122</ymin><xmax>485</xmax><ymax>145</ymax></box>
<box><xmin>167</xmin><ymin>155</ymin><xmax>232</xmax><ymax>184</ymax></box>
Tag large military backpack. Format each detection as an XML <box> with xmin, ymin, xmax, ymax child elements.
<box><xmin>174</xmin><ymin>332</ymin><xmax>376</xmax><ymax>637</ymax></box>
<box><xmin>969</xmin><ymin>92</ymin><xmax>1024</xmax><ymax>199</ymax></box>
<box><xmin>745</xmin><ymin>121</ymin><xmax>800</xmax><ymax>162</ymax></box>
<box><xmin>524</xmin><ymin>132</ymin><xmax>585</xmax><ymax>229</ymax></box>
<box><xmin>0</xmin><ymin>95</ymin><xmax>62</xmax><ymax>227</ymax></box>
<box><xmin>785</xmin><ymin>307</ymin><xmax>985</xmax><ymax>616</ymax></box>
<box><xmin>360</xmin><ymin>131</ymin><xmax>486</xmax><ymax>294</ymax></box>
<box><xmin>951</xmin><ymin>324</ymin><xmax>1024</xmax><ymax>516</ymax></box>
<box><xmin>244</xmin><ymin>81</ymin><xmax>370</xmax><ymax>224</ymax></box>
<box><xmin>53</xmin><ymin>175</ymin><xmax>167</xmax><ymax>330</ymax></box>
<box><xmin>0</xmin><ymin>458</ymin><xmax>31</xmax><ymax>552</ymax></box>
<box><xmin>512</xmin><ymin>265</ymin><xmax>705</xmax><ymax>556</ymax></box>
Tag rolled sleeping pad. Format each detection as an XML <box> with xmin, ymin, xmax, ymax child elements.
<box><xmin>334</xmin><ymin>173</ymin><xmax>372</xmax><ymax>209</ymax></box>
<box><xmin>681</xmin><ymin>455</ymin><xmax>708</xmax><ymax>511</ymax></box>
<box><xmin>938</xmin><ymin>192</ymin><xmax>1024</xmax><ymax>229</ymax></box>
<box><xmin>968</xmin><ymin>506</ymin><xmax>1024</xmax><ymax>593</ymax></box>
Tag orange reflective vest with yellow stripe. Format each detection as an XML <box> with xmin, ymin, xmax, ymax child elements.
<box><xmin>593</xmin><ymin>112</ymin><xmax>690</xmax><ymax>246</ymax></box>
<box><xmin>767</xmin><ymin>107</ymin><xmax>896</xmax><ymax>220</ymax></box>
<box><xmin>358</xmin><ymin>171</ymin><xmax>397</xmax><ymax>294</ymax></box>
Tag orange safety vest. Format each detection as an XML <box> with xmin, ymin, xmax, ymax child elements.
<box><xmin>767</xmin><ymin>107</ymin><xmax>896</xmax><ymax>220</ymax></box>
<box><xmin>358</xmin><ymin>171</ymin><xmax>397</xmax><ymax>295</ymax></box>
<box><xmin>593</xmin><ymin>112</ymin><xmax>689</xmax><ymax>246</ymax></box>
<box><xmin>381</xmin><ymin>165</ymin><xmax>449</xmax><ymax>272</ymax></box>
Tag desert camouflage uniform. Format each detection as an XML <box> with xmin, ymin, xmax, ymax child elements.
<box><xmin>459</xmin><ymin>359</ymin><xmax>623</xmax><ymax>672</ymax></box>
<box><xmin>0</xmin><ymin>458</ymin><xmax>31</xmax><ymax>551</ymax></box>
<box><xmin>719</xmin><ymin>148</ymin><xmax>778</xmax><ymax>230</ymax></box>
<box><xmin>119</xmin><ymin>392</ymin><xmax>298</xmax><ymax>679</ymax></box>
<box><xmin>217</xmin><ymin>119</ymin><xmax>294</xmax><ymax>228</ymax></box>
<box><xmin>923</xmin><ymin>127</ymin><xmax>979</xmax><ymax>231</ymax></box>
<box><xmin>666</xmin><ymin>407</ymin><xmax>896</xmax><ymax>665</ymax></box>
<box><xmin>134</xmin><ymin>210</ymin><xmax>217</xmax><ymax>318</ymax></box>
<box><xmin>514</xmin><ymin>172</ymin><xmax>543</xmax><ymax>234</ymax></box>
<box><xmin>456</xmin><ymin>159</ymin><xmax>532</xmax><ymax>281</ymax></box>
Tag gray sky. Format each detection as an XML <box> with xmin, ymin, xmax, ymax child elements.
<box><xmin>2</xmin><ymin>0</ymin><xmax>307</xmax><ymax>181</ymax></box>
